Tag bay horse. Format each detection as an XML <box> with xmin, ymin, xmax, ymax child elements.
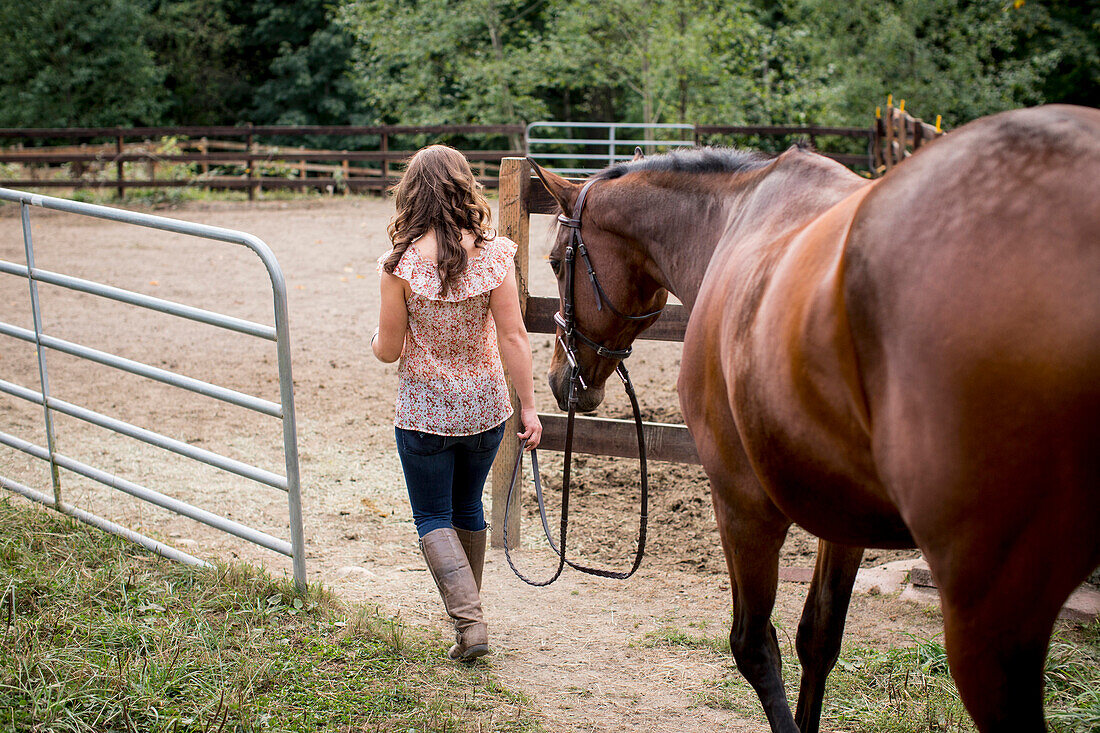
<box><xmin>529</xmin><ymin>104</ymin><xmax>1100</xmax><ymax>733</ymax></box>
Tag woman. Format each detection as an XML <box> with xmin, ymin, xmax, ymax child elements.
<box><xmin>373</xmin><ymin>144</ymin><xmax>541</xmax><ymax>661</ymax></box>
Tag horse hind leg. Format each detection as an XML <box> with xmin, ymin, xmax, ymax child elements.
<box><xmin>713</xmin><ymin>490</ymin><xmax>801</xmax><ymax>733</ymax></box>
<box><xmin>793</xmin><ymin>540</ymin><xmax>864</xmax><ymax>733</ymax></box>
<box><xmin>932</xmin><ymin>528</ymin><xmax>1090</xmax><ymax>733</ymax></box>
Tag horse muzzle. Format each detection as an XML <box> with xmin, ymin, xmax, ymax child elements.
<box><xmin>548</xmin><ymin>362</ymin><xmax>605</xmax><ymax>413</ymax></box>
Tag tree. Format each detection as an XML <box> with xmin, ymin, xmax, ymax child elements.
<box><xmin>144</xmin><ymin>0</ymin><xmax>370</xmax><ymax>127</ymax></box>
<box><xmin>251</xmin><ymin>4</ymin><xmax>372</xmax><ymax>128</ymax></box>
<box><xmin>777</xmin><ymin>0</ymin><xmax>1074</xmax><ymax>126</ymax></box>
<box><xmin>539</xmin><ymin>0</ymin><xmax>823</xmax><ymax>127</ymax></box>
<box><xmin>1005</xmin><ymin>0</ymin><xmax>1099</xmax><ymax>108</ymax></box>
<box><xmin>143</xmin><ymin>0</ymin><xmax>250</xmax><ymax>125</ymax></box>
<box><xmin>341</xmin><ymin>0</ymin><xmax>549</xmax><ymax>135</ymax></box>
<box><xmin>0</xmin><ymin>0</ymin><xmax>166</xmax><ymax>128</ymax></box>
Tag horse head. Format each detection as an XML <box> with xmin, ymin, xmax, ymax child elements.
<box><xmin>528</xmin><ymin>159</ymin><xmax>668</xmax><ymax>412</ymax></box>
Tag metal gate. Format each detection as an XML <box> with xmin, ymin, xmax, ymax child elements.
<box><xmin>0</xmin><ymin>188</ymin><xmax>306</xmax><ymax>591</ymax></box>
<box><xmin>525</xmin><ymin>121</ymin><xmax>695</xmax><ymax>175</ymax></box>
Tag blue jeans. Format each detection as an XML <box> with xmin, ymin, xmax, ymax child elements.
<box><xmin>395</xmin><ymin>422</ymin><xmax>506</xmax><ymax>537</ymax></box>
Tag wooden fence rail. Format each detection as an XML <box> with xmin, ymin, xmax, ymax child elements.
<box><xmin>489</xmin><ymin>157</ymin><xmax>700</xmax><ymax>549</ymax></box>
<box><xmin>0</xmin><ymin>124</ymin><xmax>526</xmax><ymax>139</ymax></box>
<box><xmin>0</xmin><ymin>124</ymin><xmax>525</xmax><ymax>198</ymax></box>
<box><xmin>1</xmin><ymin>122</ymin><xmax>878</xmax><ymax>199</ymax></box>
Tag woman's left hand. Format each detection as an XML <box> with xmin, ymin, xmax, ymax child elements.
<box><xmin>517</xmin><ymin>407</ymin><xmax>542</xmax><ymax>450</ymax></box>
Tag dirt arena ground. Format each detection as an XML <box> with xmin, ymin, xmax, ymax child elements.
<box><xmin>0</xmin><ymin>195</ymin><xmax>947</xmax><ymax>732</ymax></box>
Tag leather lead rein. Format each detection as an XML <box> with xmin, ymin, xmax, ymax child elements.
<box><xmin>502</xmin><ymin>176</ymin><xmax>656</xmax><ymax>586</ymax></box>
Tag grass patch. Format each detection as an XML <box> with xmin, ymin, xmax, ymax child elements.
<box><xmin>648</xmin><ymin>614</ymin><xmax>1099</xmax><ymax>732</ymax></box>
<box><xmin>1045</xmin><ymin>622</ymin><xmax>1100</xmax><ymax>732</ymax></box>
<box><xmin>640</xmin><ymin>625</ymin><xmax>730</xmax><ymax>654</ymax></box>
<box><xmin>0</xmin><ymin>498</ymin><xmax>542</xmax><ymax>732</ymax></box>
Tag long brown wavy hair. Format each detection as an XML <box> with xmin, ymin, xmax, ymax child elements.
<box><xmin>382</xmin><ymin>144</ymin><xmax>495</xmax><ymax>297</ymax></box>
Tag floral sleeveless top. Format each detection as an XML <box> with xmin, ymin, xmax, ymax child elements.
<box><xmin>378</xmin><ymin>235</ymin><xmax>517</xmax><ymax>435</ymax></box>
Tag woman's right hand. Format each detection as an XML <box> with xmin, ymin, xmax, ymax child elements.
<box><xmin>517</xmin><ymin>407</ymin><xmax>542</xmax><ymax>450</ymax></box>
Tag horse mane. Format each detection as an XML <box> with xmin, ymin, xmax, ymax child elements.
<box><xmin>599</xmin><ymin>147</ymin><xmax>778</xmax><ymax>180</ymax></box>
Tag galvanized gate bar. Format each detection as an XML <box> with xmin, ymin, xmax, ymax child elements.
<box><xmin>0</xmin><ymin>474</ymin><xmax>211</xmax><ymax>568</ymax></box>
<box><xmin>0</xmin><ymin>430</ymin><xmax>292</xmax><ymax>556</ymax></box>
<box><xmin>20</xmin><ymin>203</ymin><xmax>62</xmax><ymax>503</ymax></box>
<box><xmin>0</xmin><ymin>259</ymin><xmax>276</xmax><ymax>340</ymax></box>
<box><xmin>0</xmin><ymin>380</ymin><xmax>289</xmax><ymax>490</ymax></box>
<box><xmin>0</xmin><ymin>321</ymin><xmax>282</xmax><ymax>417</ymax></box>
<box><xmin>0</xmin><ymin>186</ymin><xmax>306</xmax><ymax>590</ymax></box>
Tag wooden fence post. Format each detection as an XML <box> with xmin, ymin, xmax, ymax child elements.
<box><xmin>381</xmin><ymin>133</ymin><xmax>389</xmax><ymax>183</ymax></box>
<box><xmin>490</xmin><ymin>157</ymin><xmax>530</xmax><ymax>548</ymax></box>
<box><xmin>883</xmin><ymin>107</ymin><xmax>897</xmax><ymax>173</ymax></box>
<box><xmin>116</xmin><ymin>135</ymin><xmax>124</xmax><ymax>199</ymax></box>
<box><xmin>246</xmin><ymin>124</ymin><xmax>256</xmax><ymax>201</ymax></box>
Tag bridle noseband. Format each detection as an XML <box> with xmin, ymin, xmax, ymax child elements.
<box><xmin>503</xmin><ymin>177</ymin><xmax>662</xmax><ymax>586</ymax></box>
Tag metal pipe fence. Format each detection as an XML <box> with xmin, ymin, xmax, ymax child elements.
<box><xmin>525</xmin><ymin>121</ymin><xmax>874</xmax><ymax>175</ymax></box>
<box><xmin>525</xmin><ymin>121</ymin><xmax>696</xmax><ymax>175</ymax></box>
<box><xmin>0</xmin><ymin>187</ymin><xmax>306</xmax><ymax>590</ymax></box>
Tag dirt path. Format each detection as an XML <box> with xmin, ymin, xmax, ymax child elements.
<box><xmin>0</xmin><ymin>196</ymin><xmax>937</xmax><ymax>732</ymax></box>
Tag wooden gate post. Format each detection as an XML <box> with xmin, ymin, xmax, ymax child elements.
<box><xmin>490</xmin><ymin>157</ymin><xmax>531</xmax><ymax>548</ymax></box>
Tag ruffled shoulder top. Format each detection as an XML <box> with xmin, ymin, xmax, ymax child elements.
<box><xmin>381</xmin><ymin>234</ymin><xmax>518</xmax><ymax>301</ymax></box>
<box><xmin>376</xmin><ymin>234</ymin><xmax>518</xmax><ymax>435</ymax></box>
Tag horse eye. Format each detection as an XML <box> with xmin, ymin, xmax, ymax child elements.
<box><xmin>549</xmin><ymin>258</ymin><xmax>562</xmax><ymax>276</ymax></box>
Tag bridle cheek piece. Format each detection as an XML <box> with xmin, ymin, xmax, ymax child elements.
<box><xmin>553</xmin><ymin>178</ymin><xmax>664</xmax><ymax>393</ymax></box>
<box><xmin>503</xmin><ymin>177</ymin><xmax>664</xmax><ymax>586</ymax></box>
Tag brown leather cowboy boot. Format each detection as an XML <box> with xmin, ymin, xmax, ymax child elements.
<box><xmin>454</xmin><ymin>526</ymin><xmax>487</xmax><ymax>592</ymax></box>
<box><xmin>419</xmin><ymin>527</ymin><xmax>490</xmax><ymax>661</ymax></box>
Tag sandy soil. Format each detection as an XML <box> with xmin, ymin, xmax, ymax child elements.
<box><xmin>0</xmin><ymin>195</ymin><xmax>941</xmax><ymax>732</ymax></box>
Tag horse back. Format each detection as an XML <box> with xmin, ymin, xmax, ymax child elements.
<box><xmin>843</xmin><ymin>105</ymin><xmax>1100</xmax><ymax>582</ymax></box>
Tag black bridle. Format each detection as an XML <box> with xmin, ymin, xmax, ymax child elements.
<box><xmin>504</xmin><ymin>177</ymin><xmax>663</xmax><ymax>585</ymax></box>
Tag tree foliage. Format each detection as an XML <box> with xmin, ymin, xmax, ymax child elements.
<box><xmin>0</xmin><ymin>0</ymin><xmax>1094</xmax><ymax>132</ymax></box>
<box><xmin>0</xmin><ymin>0</ymin><xmax>166</xmax><ymax>127</ymax></box>
<box><xmin>143</xmin><ymin>0</ymin><xmax>250</xmax><ymax>125</ymax></box>
<box><xmin>779</xmin><ymin>0</ymin><xmax>1079</xmax><ymax>125</ymax></box>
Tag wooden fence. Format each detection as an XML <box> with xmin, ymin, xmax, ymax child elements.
<box><xmin>489</xmin><ymin>157</ymin><xmax>699</xmax><ymax>549</ymax></box>
<box><xmin>0</xmin><ymin>122</ymin><xmax>879</xmax><ymax>200</ymax></box>
<box><xmin>871</xmin><ymin>102</ymin><xmax>945</xmax><ymax>174</ymax></box>
<box><xmin>0</xmin><ymin>124</ymin><xmax>525</xmax><ymax>198</ymax></box>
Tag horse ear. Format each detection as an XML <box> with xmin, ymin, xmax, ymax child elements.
<box><xmin>633</xmin><ymin>146</ymin><xmax>644</xmax><ymax>161</ymax></box>
<box><xmin>527</xmin><ymin>158</ymin><xmax>580</xmax><ymax>215</ymax></box>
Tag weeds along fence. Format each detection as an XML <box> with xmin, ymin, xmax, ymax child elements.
<box><xmin>0</xmin><ymin>124</ymin><xmax>525</xmax><ymax>199</ymax></box>
<box><xmin>489</xmin><ymin>157</ymin><xmax>700</xmax><ymax>549</ymax></box>
<box><xmin>0</xmin><ymin>187</ymin><xmax>306</xmax><ymax>590</ymax></box>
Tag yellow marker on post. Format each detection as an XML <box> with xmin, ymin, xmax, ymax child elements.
<box><xmin>936</xmin><ymin>115</ymin><xmax>943</xmax><ymax>133</ymax></box>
